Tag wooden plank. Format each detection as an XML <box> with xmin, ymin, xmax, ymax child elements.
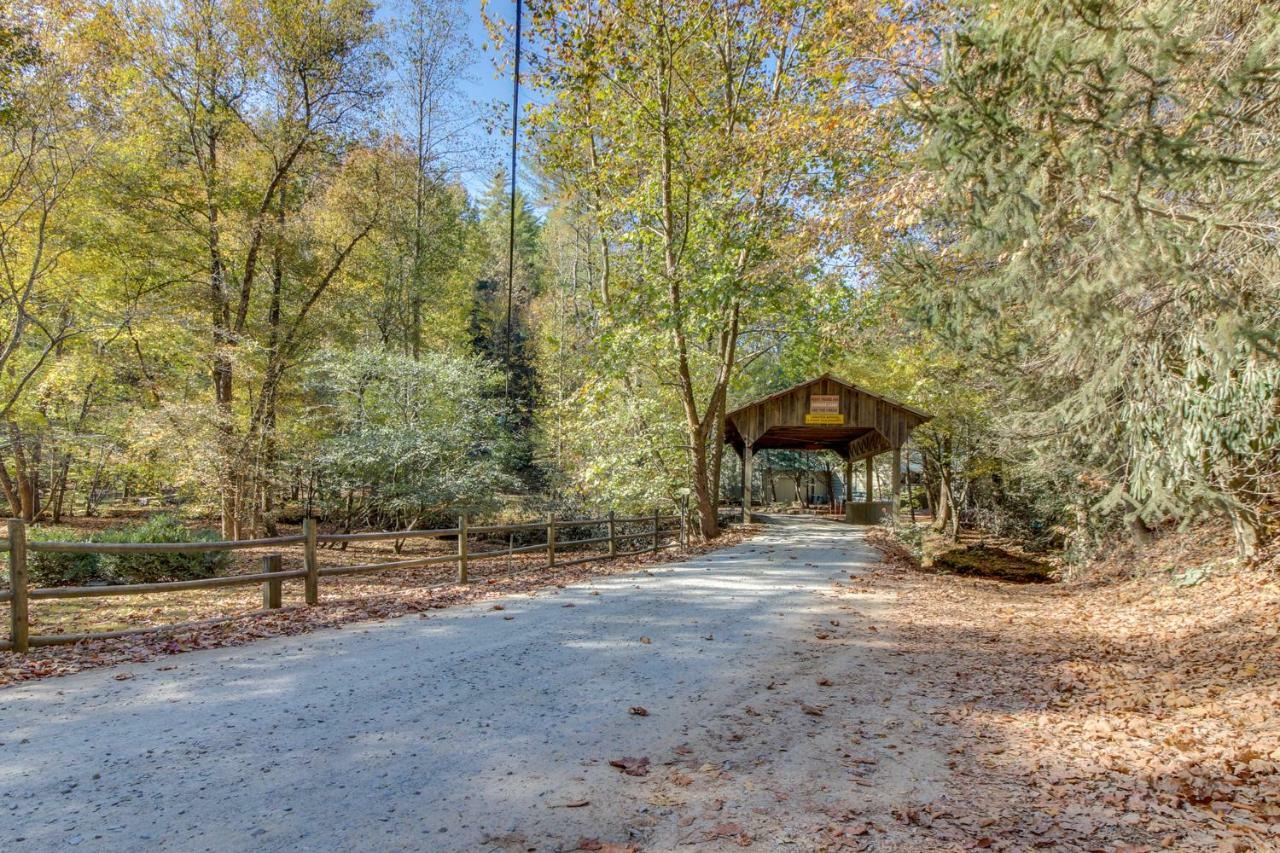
<box><xmin>607</xmin><ymin>510</ymin><xmax>617</xmax><ymax>558</ymax></box>
<box><xmin>469</xmin><ymin>521</ymin><xmax>550</xmax><ymax>535</ymax></box>
<box><xmin>554</xmin><ymin>535</ymin><xmax>612</xmax><ymax>548</ymax></box>
<box><xmin>28</xmin><ymin>534</ymin><xmax>306</xmax><ymax>554</ymax></box>
<box><xmin>891</xmin><ymin>446</ymin><xmax>902</xmax><ymax>517</ymax></box>
<box><xmin>30</xmin><ymin>568</ymin><xmax>310</xmax><ymax>600</ymax></box>
<box><xmin>613</xmin><ymin>531</ymin><xmax>660</xmax><ymax>541</ymax></box>
<box><xmin>317</xmin><ymin>528</ymin><xmax>455</xmax><ymax>544</ymax></box>
<box><xmin>467</xmin><ymin>542</ymin><xmax>554</xmax><ymax>560</ymax></box>
<box><xmin>547</xmin><ymin>515</ymin><xmax>556</xmax><ymax>568</ymax></box>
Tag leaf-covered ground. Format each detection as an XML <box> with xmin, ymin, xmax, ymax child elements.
<box><xmin>1</xmin><ymin>525</ymin><xmax>758</xmax><ymax>686</ymax></box>
<box><xmin>858</xmin><ymin>524</ymin><xmax>1280</xmax><ymax>851</ymax></box>
<box><xmin>4</xmin><ymin>518</ymin><xmax>1276</xmax><ymax>851</ymax></box>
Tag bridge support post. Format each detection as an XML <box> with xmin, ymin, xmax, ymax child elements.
<box><xmin>742</xmin><ymin>443</ymin><xmax>753</xmax><ymax>524</ymax></box>
<box><xmin>891</xmin><ymin>446</ymin><xmax>902</xmax><ymax>522</ymax></box>
<box><xmin>843</xmin><ymin>457</ymin><xmax>852</xmax><ymax>521</ymax></box>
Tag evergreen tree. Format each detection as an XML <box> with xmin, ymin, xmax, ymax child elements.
<box><xmin>470</xmin><ymin>171</ymin><xmax>544</xmax><ymax>491</ymax></box>
<box><xmin>900</xmin><ymin>0</ymin><xmax>1280</xmax><ymax>555</ymax></box>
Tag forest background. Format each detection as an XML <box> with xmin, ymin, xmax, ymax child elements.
<box><xmin>1</xmin><ymin>0</ymin><xmax>1275</xmax><ymax>561</ymax></box>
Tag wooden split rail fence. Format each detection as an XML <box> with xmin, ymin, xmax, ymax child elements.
<box><xmin>1</xmin><ymin>508</ymin><xmax>720</xmax><ymax>653</ymax></box>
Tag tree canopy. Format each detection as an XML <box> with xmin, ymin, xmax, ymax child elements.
<box><xmin>0</xmin><ymin>0</ymin><xmax>1274</xmax><ymax>558</ymax></box>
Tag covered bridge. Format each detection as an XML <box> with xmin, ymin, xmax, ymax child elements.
<box><xmin>725</xmin><ymin>374</ymin><xmax>933</xmax><ymax>523</ymax></box>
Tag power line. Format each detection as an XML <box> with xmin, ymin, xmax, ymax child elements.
<box><xmin>504</xmin><ymin>0</ymin><xmax>523</xmax><ymax>398</ymax></box>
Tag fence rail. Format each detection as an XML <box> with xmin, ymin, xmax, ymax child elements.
<box><xmin>1</xmin><ymin>507</ymin><xmax>737</xmax><ymax>653</ymax></box>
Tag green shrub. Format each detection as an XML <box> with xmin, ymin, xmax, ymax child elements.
<box><xmin>23</xmin><ymin>527</ymin><xmax>106</xmax><ymax>588</ymax></box>
<box><xmin>97</xmin><ymin>515</ymin><xmax>230</xmax><ymax>584</ymax></box>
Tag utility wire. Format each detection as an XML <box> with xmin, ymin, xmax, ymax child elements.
<box><xmin>504</xmin><ymin>0</ymin><xmax>523</xmax><ymax>399</ymax></box>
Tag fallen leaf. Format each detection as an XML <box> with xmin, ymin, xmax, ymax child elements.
<box><xmin>705</xmin><ymin>822</ymin><xmax>743</xmax><ymax>839</ymax></box>
<box><xmin>608</xmin><ymin>756</ymin><xmax>650</xmax><ymax>777</ymax></box>
<box><xmin>629</xmin><ymin>706</ymin><xmax>649</xmax><ymax>716</ymax></box>
<box><xmin>801</xmin><ymin>703</ymin><xmax>825</xmax><ymax>716</ymax></box>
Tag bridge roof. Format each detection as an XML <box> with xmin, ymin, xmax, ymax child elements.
<box><xmin>724</xmin><ymin>373</ymin><xmax>932</xmax><ymax>461</ymax></box>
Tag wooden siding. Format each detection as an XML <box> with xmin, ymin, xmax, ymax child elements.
<box><xmin>725</xmin><ymin>374</ymin><xmax>930</xmax><ymax>460</ymax></box>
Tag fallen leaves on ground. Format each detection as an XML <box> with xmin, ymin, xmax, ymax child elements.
<box><xmin>608</xmin><ymin>756</ymin><xmax>651</xmax><ymax>777</ymax></box>
<box><xmin>628</xmin><ymin>706</ymin><xmax>648</xmax><ymax>716</ymax></box>
<box><xmin>575</xmin><ymin>838</ymin><xmax>638</xmax><ymax>852</ymax></box>
<box><xmin>860</xmin><ymin>522</ymin><xmax>1280</xmax><ymax>850</ymax></box>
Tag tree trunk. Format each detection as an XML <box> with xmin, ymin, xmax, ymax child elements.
<box><xmin>49</xmin><ymin>453</ymin><xmax>70</xmax><ymax>522</ymax></box>
<box><xmin>0</xmin><ymin>457</ymin><xmax>20</xmax><ymax>517</ymax></box>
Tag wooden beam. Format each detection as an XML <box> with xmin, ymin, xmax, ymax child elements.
<box><xmin>846</xmin><ymin>429</ymin><xmax>890</xmax><ymax>462</ymax></box>
<box><xmin>742</xmin><ymin>443</ymin><xmax>753</xmax><ymax>523</ymax></box>
<box><xmin>891</xmin><ymin>446</ymin><xmax>902</xmax><ymax>519</ymax></box>
<box><xmin>865</xmin><ymin>456</ymin><xmax>874</xmax><ymax>502</ymax></box>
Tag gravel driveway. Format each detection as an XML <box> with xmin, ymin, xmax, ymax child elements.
<box><xmin>1</xmin><ymin>516</ymin><xmax>947</xmax><ymax>851</ymax></box>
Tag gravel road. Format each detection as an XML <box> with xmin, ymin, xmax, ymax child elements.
<box><xmin>1</xmin><ymin>516</ymin><xmax>949</xmax><ymax>851</ymax></box>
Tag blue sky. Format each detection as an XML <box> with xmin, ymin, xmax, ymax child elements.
<box><xmin>444</xmin><ymin>0</ymin><xmax>535</xmax><ymax>199</ymax></box>
<box><xmin>373</xmin><ymin>0</ymin><xmax>544</xmax><ymax>201</ymax></box>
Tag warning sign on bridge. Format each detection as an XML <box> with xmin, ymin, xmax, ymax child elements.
<box><xmin>804</xmin><ymin>413</ymin><xmax>845</xmax><ymax>425</ymax></box>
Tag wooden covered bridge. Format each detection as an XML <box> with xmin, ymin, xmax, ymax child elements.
<box><xmin>725</xmin><ymin>374</ymin><xmax>932</xmax><ymax>523</ymax></box>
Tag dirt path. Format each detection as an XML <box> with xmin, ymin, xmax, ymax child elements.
<box><xmin>5</xmin><ymin>517</ymin><xmax>1272</xmax><ymax>851</ymax></box>
<box><xmin>0</xmin><ymin>517</ymin><xmax>954</xmax><ymax>851</ymax></box>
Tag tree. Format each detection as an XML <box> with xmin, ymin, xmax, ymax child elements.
<box><xmin>112</xmin><ymin>0</ymin><xmax>384</xmax><ymax>536</ymax></box>
<box><xmin>308</xmin><ymin>348</ymin><xmax>518</xmax><ymax>530</ymax></box>
<box><xmin>393</xmin><ymin>0</ymin><xmax>474</xmax><ymax>358</ymax></box>
<box><xmin>901</xmin><ymin>0</ymin><xmax>1280</xmax><ymax>555</ymax></box>
<box><xmin>0</xmin><ymin>8</ymin><xmax>103</xmax><ymax>521</ymax></box>
<box><xmin>527</xmin><ymin>0</ymin><xmax>907</xmax><ymax>537</ymax></box>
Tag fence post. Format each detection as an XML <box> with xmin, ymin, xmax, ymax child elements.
<box><xmin>457</xmin><ymin>514</ymin><xmax>469</xmax><ymax>584</ymax></box>
<box><xmin>303</xmin><ymin>518</ymin><xmax>318</xmax><ymax>605</ymax></box>
<box><xmin>651</xmin><ymin>507</ymin><xmax>660</xmax><ymax>553</ymax></box>
<box><xmin>7</xmin><ymin>518</ymin><xmax>27</xmax><ymax>653</ymax></box>
<box><xmin>547</xmin><ymin>514</ymin><xmax>557</xmax><ymax>568</ymax></box>
<box><xmin>607</xmin><ymin>510</ymin><xmax>617</xmax><ymax>558</ymax></box>
<box><xmin>261</xmin><ymin>554</ymin><xmax>282</xmax><ymax>609</ymax></box>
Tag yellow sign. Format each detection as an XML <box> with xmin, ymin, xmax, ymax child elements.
<box><xmin>804</xmin><ymin>413</ymin><xmax>845</xmax><ymax>425</ymax></box>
